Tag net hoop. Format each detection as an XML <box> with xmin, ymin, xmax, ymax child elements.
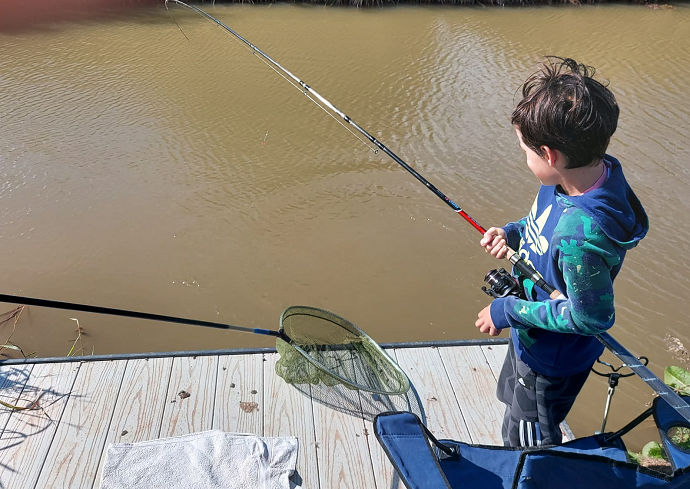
<box><xmin>278</xmin><ymin>305</ymin><xmax>411</xmax><ymax>395</ymax></box>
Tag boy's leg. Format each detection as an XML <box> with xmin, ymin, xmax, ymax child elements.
<box><xmin>496</xmin><ymin>340</ymin><xmax>591</xmax><ymax>446</ymax></box>
<box><xmin>497</xmin><ymin>341</ymin><xmax>540</xmax><ymax>446</ymax></box>
<box><xmin>534</xmin><ymin>367</ymin><xmax>592</xmax><ymax>444</ymax></box>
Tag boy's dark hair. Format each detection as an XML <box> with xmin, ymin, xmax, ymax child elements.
<box><xmin>511</xmin><ymin>57</ymin><xmax>619</xmax><ymax>169</ymax></box>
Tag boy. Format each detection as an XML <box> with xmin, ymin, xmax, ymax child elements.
<box><xmin>475</xmin><ymin>57</ymin><xmax>648</xmax><ymax>447</ymax></box>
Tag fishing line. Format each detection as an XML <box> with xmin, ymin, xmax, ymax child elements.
<box><xmin>251</xmin><ymin>58</ymin><xmax>379</xmax><ymax>153</ymax></box>
<box><xmin>259</xmin><ymin>59</ymin><xmax>379</xmax><ymax>153</ymax></box>
<box><xmin>168</xmin><ymin>9</ymin><xmax>190</xmax><ymax>42</ymax></box>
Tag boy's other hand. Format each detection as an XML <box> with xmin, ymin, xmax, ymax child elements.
<box><xmin>475</xmin><ymin>305</ymin><xmax>502</xmax><ymax>337</ymax></box>
<box><xmin>480</xmin><ymin>227</ymin><xmax>508</xmax><ymax>259</ymax></box>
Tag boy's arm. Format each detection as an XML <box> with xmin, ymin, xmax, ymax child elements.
<box><xmin>490</xmin><ymin>213</ymin><xmax>621</xmax><ymax>335</ymax></box>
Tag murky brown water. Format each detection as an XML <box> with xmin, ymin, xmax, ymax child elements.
<box><xmin>1</xmin><ymin>3</ymin><xmax>690</xmax><ymax>446</ymax></box>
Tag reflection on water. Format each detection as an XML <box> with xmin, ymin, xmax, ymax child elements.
<box><xmin>1</xmin><ymin>4</ymin><xmax>690</xmax><ymax>447</ymax></box>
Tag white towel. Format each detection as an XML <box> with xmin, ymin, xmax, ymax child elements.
<box><xmin>100</xmin><ymin>430</ymin><xmax>300</xmax><ymax>489</ymax></box>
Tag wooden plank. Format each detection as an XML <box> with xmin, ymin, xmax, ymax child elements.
<box><xmin>394</xmin><ymin>347</ymin><xmax>471</xmax><ymax>442</ymax></box>
<box><xmin>263</xmin><ymin>353</ymin><xmax>319</xmax><ymax>489</ymax></box>
<box><xmin>481</xmin><ymin>344</ymin><xmax>508</xmax><ymax>379</ymax></box>
<box><xmin>0</xmin><ymin>365</ymin><xmax>34</xmax><ymax>433</ymax></box>
<box><xmin>159</xmin><ymin>355</ymin><xmax>218</xmax><ymax>437</ymax></box>
<box><xmin>439</xmin><ymin>346</ymin><xmax>505</xmax><ymax>445</ymax></box>
<box><xmin>35</xmin><ymin>360</ymin><xmax>127</xmax><ymax>488</ymax></box>
<box><xmin>101</xmin><ymin>358</ymin><xmax>174</xmax><ymax>443</ymax></box>
<box><xmin>310</xmin><ymin>377</ymin><xmax>374</xmax><ymax>488</ymax></box>
<box><xmin>0</xmin><ymin>362</ymin><xmax>77</xmax><ymax>489</ymax></box>
<box><xmin>93</xmin><ymin>357</ymin><xmax>174</xmax><ymax>484</ymax></box>
<box><xmin>213</xmin><ymin>353</ymin><xmax>264</xmax><ymax>434</ymax></box>
<box><xmin>360</xmin><ymin>348</ymin><xmax>405</xmax><ymax>489</ymax></box>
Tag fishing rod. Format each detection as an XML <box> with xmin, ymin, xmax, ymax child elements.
<box><xmin>165</xmin><ymin>1</ymin><xmax>690</xmax><ymax>422</ymax></box>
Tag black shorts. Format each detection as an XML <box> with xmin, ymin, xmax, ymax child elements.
<box><xmin>497</xmin><ymin>339</ymin><xmax>592</xmax><ymax>447</ymax></box>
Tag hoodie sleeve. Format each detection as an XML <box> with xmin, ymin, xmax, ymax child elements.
<box><xmin>491</xmin><ymin>209</ymin><xmax>622</xmax><ymax>335</ymax></box>
<box><xmin>502</xmin><ymin>218</ymin><xmax>527</xmax><ymax>251</ymax></box>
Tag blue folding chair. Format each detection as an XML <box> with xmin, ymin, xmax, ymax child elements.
<box><xmin>374</xmin><ymin>395</ymin><xmax>690</xmax><ymax>489</ymax></box>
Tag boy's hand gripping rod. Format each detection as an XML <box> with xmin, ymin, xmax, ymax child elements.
<box><xmin>166</xmin><ymin>1</ymin><xmax>690</xmax><ymax>423</ymax></box>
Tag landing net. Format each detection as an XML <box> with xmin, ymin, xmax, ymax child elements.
<box><xmin>275</xmin><ymin>306</ymin><xmax>410</xmax><ymax>395</ymax></box>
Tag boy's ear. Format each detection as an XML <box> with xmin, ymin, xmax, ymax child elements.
<box><xmin>540</xmin><ymin>145</ymin><xmax>561</xmax><ymax>167</ymax></box>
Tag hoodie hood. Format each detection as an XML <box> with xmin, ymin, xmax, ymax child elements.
<box><xmin>559</xmin><ymin>155</ymin><xmax>648</xmax><ymax>249</ymax></box>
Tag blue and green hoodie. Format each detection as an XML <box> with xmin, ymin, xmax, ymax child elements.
<box><xmin>489</xmin><ymin>155</ymin><xmax>648</xmax><ymax>377</ymax></box>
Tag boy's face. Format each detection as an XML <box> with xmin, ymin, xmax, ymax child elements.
<box><xmin>515</xmin><ymin>129</ymin><xmax>559</xmax><ymax>186</ymax></box>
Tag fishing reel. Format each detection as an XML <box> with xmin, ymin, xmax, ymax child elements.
<box><xmin>481</xmin><ymin>268</ymin><xmax>524</xmax><ymax>299</ymax></box>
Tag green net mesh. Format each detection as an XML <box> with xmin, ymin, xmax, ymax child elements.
<box><xmin>274</xmin><ymin>306</ymin><xmax>410</xmax><ymax>395</ymax></box>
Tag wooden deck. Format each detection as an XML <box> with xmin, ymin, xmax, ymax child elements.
<box><xmin>0</xmin><ymin>343</ymin><xmax>570</xmax><ymax>488</ymax></box>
